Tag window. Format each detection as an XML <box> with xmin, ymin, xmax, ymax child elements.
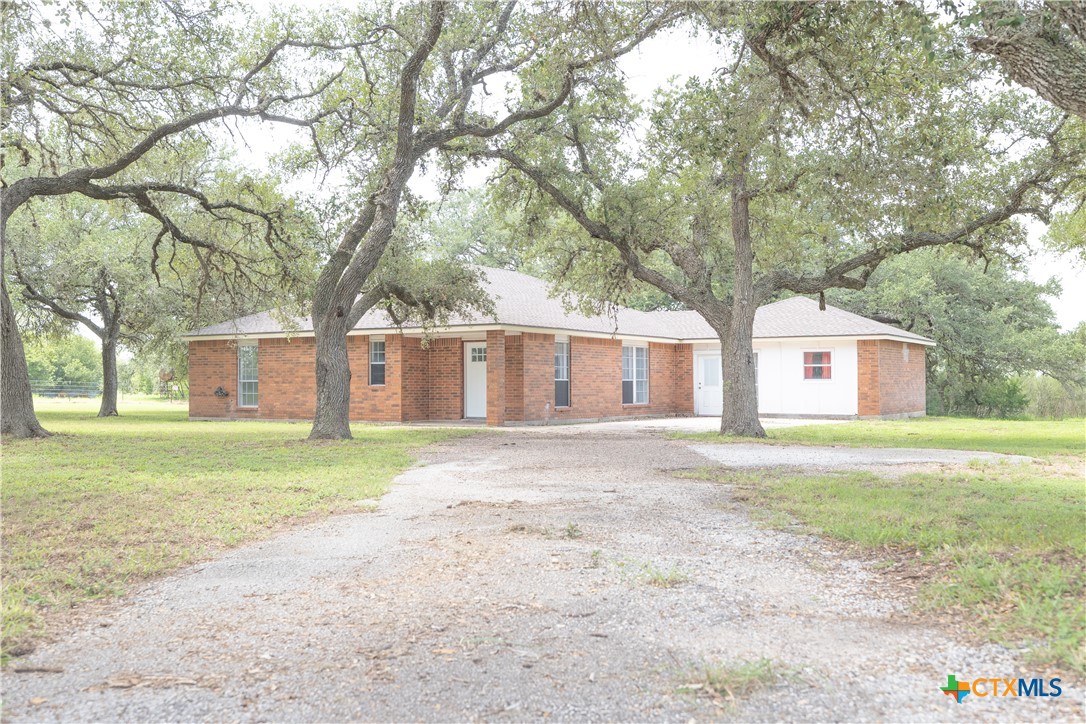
<box><xmin>237</xmin><ymin>343</ymin><xmax>258</xmax><ymax>407</ymax></box>
<box><xmin>470</xmin><ymin>346</ymin><xmax>487</xmax><ymax>363</ymax></box>
<box><xmin>555</xmin><ymin>340</ymin><xmax>570</xmax><ymax>408</ymax></box>
<box><xmin>369</xmin><ymin>339</ymin><xmax>386</xmax><ymax>385</ymax></box>
<box><xmin>622</xmin><ymin>345</ymin><xmax>648</xmax><ymax>404</ymax></box>
<box><xmin>902</xmin><ymin>344</ymin><xmax>910</xmax><ymax>362</ymax></box>
<box><xmin>803</xmin><ymin>351</ymin><xmax>832</xmax><ymax>380</ymax></box>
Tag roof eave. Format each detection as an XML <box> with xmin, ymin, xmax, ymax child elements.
<box><xmin>185</xmin><ymin>324</ymin><xmax>934</xmax><ymax>347</ymax></box>
<box><xmin>682</xmin><ymin>333</ymin><xmax>936</xmax><ymax>347</ymax></box>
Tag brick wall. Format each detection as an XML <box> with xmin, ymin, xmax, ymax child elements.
<box><xmin>400</xmin><ymin>337</ymin><xmax>429</xmax><ymax>421</ymax></box>
<box><xmin>856</xmin><ymin>339</ymin><xmax>926</xmax><ymax>417</ymax></box>
<box><xmin>504</xmin><ymin>335</ymin><xmax>524</xmax><ymax>422</ymax></box>
<box><xmin>426</xmin><ymin>337</ymin><xmax>463</xmax><ymax>420</ymax></box>
<box><xmin>520</xmin><ymin>332</ymin><xmax>555</xmax><ymax>422</ymax></box>
<box><xmin>255</xmin><ymin>337</ymin><xmax>317</xmax><ymax>419</ymax></box>
<box><xmin>485</xmin><ymin>330</ymin><xmax>506</xmax><ymax>426</ymax></box>
<box><xmin>189</xmin><ymin>339</ymin><xmax>244</xmax><ymax>418</ymax></box>
<box><xmin>189</xmin><ymin>330</ymin><xmax>698</xmax><ymax>424</ymax></box>
<box><xmin>878</xmin><ymin>341</ymin><xmax>926</xmax><ymax>415</ymax></box>
<box><xmin>856</xmin><ymin>339</ymin><xmax>881</xmax><ymax>417</ymax></box>
<box><xmin>347</xmin><ymin>335</ymin><xmax>401</xmax><ymax>422</ymax></box>
<box><xmin>553</xmin><ymin>335</ymin><xmax>621</xmax><ymax>421</ymax></box>
<box><xmin>189</xmin><ymin>337</ymin><xmax>318</xmax><ymax>420</ymax></box>
<box><xmin>648</xmin><ymin>341</ymin><xmax>694</xmax><ymax>415</ymax></box>
<box><xmin>515</xmin><ymin>335</ymin><xmax>693</xmax><ymax>423</ymax></box>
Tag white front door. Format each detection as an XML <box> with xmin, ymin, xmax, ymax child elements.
<box><xmin>464</xmin><ymin>342</ymin><xmax>488</xmax><ymax>418</ymax></box>
<box><xmin>695</xmin><ymin>352</ymin><xmax>723</xmax><ymax>417</ymax></box>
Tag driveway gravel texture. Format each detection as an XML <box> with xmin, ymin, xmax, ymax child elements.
<box><xmin>3</xmin><ymin>430</ymin><xmax>1079</xmax><ymax>722</ymax></box>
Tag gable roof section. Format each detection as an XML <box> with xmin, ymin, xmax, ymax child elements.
<box><xmin>186</xmin><ymin>266</ymin><xmax>934</xmax><ymax>345</ymax></box>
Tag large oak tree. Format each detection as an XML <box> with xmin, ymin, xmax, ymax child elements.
<box><xmin>8</xmin><ymin>160</ymin><xmax>303</xmax><ymax>417</ymax></box>
<box><xmin>286</xmin><ymin>1</ymin><xmax>682</xmax><ymax>439</ymax></box>
<box><xmin>1</xmin><ymin>0</ymin><xmax>336</xmax><ymax>437</ymax></box>
<box><xmin>482</xmin><ymin>2</ymin><xmax>1086</xmax><ymax>436</ymax></box>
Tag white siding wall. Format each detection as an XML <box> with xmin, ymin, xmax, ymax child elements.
<box><xmin>692</xmin><ymin>339</ymin><xmax>859</xmax><ymax>417</ymax></box>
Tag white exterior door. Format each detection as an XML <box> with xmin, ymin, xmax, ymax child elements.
<box><xmin>464</xmin><ymin>342</ymin><xmax>488</xmax><ymax>418</ymax></box>
<box><xmin>695</xmin><ymin>352</ymin><xmax>723</xmax><ymax>417</ymax></box>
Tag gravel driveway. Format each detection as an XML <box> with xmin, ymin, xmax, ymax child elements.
<box><xmin>3</xmin><ymin>432</ymin><xmax>1079</xmax><ymax>722</ymax></box>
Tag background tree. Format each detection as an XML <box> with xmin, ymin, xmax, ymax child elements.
<box><xmin>830</xmin><ymin>249</ymin><xmax>1085</xmax><ymax>417</ymax></box>
<box><xmin>482</xmin><ymin>2</ymin><xmax>1086</xmax><ymax>437</ymax></box>
<box><xmin>1</xmin><ymin>0</ymin><xmax>336</xmax><ymax>437</ymax></box>
<box><xmin>7</xmin><ymin>156</ymin><xmax>305</xmax><ymax>417</ymax></box>
<box><xmin>23</xmin><ymin>333</ymin><xmax>102</xmax><ymax>394</ymax></box>
<box><xmin>419</xmin><ymin>188</ymin><xmax>545</xmax><ymax>273</ymax></box>
<box><xmin>422</xmin><ymin>187</ymin><xmax>685</xmax><ymax>312</ymax></box>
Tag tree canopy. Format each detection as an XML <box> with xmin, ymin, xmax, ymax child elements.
<box><xmin>4</xmin><ymin>0</ymin><xmax>1084</xmax><ymax>439</ymax></box>
<box><xmin>831</xmin><ymin>249</ymin><xmax>1084</xmax><ymax>417</ymax></box>
<box><xmin>1</xmin><ymin>0</ymin><xmax>326</xmax><ymax>436</ymax></box>
<box><xmin>480</xmin><ymin>2</ymin><xmax>1086</xmax><ymax>435</ymax></box>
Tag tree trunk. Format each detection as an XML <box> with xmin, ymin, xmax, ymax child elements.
<box><xmin>98</xmin><ymin>334</ymin><xmax>119</xmax><ymax>417</ymax></box>
<box><xmin>0</xmin><ymin>277</ymin><xmax>50</xmax><ymax>438</ymax></box>
<box><xmin>719</xmin><ymin>316</ymin><xmax>764</xmax><ymax>437</ymax></box>
<box><xmin>309</xmin><ymin>319</ymin><xmax>353</xmax><ymax>440</ymax></box>
<box><xmin>720</xmin><ymin>161</ymin><xmax>766</xmax><ymax>438</ymax></box>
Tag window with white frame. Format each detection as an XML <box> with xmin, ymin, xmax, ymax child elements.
<box><xmin>369</xmin><ymin>339</ymin><xmax>386</xmax><ymax>385</ymax></box>
<box><xmin>237</xmin><ymin>343</ymin><xmax>258</xmax><ymax>407</ymax></box>
<box><xmin>622</xmin><ymin>345</ymin><xmax>648</xmax><ymax>404</ymax></box>
<box><xmin>803</xmin><ymin>350</ymin><xmax>832</xmax><ymax>380</ymax></box>
<box><xmin>555</xmin><ymin>339</ymin><xmax>570</xmax><ymax>408</ymax></box>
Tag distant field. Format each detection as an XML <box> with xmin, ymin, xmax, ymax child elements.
<box><xmin>2</xmin><ymin>400</ymin><xmax>474</xmax><ymax>661</ymax></box>
<box><xmin>675</xmin><ymin>416</ymin><xmax>1086</xmax><ymax>458</ymax></box>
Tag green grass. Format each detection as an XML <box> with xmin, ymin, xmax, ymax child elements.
<box><xmin>674</xmin><ymin>416</ymin><xmax>1085</xmax><ymax>458</ymax></box>
<box><xmin>2</xmin><ymin>398</ymin><xmax>475</xmax><ymax>660</ymax></box>
<box><xmin>684</xmin><ymin>460</ymin><xmax>1086</xmax><ymax>673</ymax></box>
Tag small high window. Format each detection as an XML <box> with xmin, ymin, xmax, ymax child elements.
<box><xmin>622</xmin><ymin>345</ymin><xmax>648</xmax><ymax>404</ymax></box>
<box><xmin>237</xmin><ymin>343</ymin><xmax>258</xmax><ymax>407</ymax></box>
<box><xmin>555</xmin><ymin>340</ymin><xmax>570</xmax><ymax>408</ymax></box>
<box><xmin>369</xmin><ymin>339</ymin><xmax>386</xmax><ymax>385</ymax></box>
<box><xmin>803</xmin><ymin>351</ymin><xmax>832</xmax><ymax>380</ymax></box>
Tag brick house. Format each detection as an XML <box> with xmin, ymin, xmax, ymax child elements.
<box><xmin>186</xmin><ymin>267</ymin><xmax>933</xmax><ymax>425</ymax></box>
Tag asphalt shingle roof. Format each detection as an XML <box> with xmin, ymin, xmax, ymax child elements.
<box><xmin>186</xmin><ymin>266</ymin><xmax>934</xmax><ymax>345</ymax></box>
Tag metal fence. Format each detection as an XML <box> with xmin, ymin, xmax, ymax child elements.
<box><xmin>30</xmin><ymin>381</ymin><xmax>102</xmax><ymax>398</ymax></box>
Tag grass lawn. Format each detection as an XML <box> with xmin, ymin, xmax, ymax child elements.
<box><xmin>675</xmin><ymin>416</ymin><xmax>1085</xmax><ymax>458</ymax></box>
<box><xmin>2</xmin><ymin>398</ymin><xmax>475</xmax><ymax>661</ymax></box>
<box><xmin>684</xmin><ymin>458</ymin><xmax>1086</xmax><ymax>674</ymax></box>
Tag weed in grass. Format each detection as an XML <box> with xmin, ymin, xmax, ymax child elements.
<box><xmin>679</xmin><ymin>658</ymin><xmax>779</xmax><ymax>708</ymax></box>
<box><xmin>564</xmin><ymin>522</ymin><xmax>583</xmax><ymax>539</ymax></box>
<box><xmin>589</xmin><ymin>549</ymin><xmax>602</xmax><ymax>568</ymax></box>
<box><xmin>621</xmin><ymin>560</ymin><xmax>686</xmax><ymax>590</ymax></box>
